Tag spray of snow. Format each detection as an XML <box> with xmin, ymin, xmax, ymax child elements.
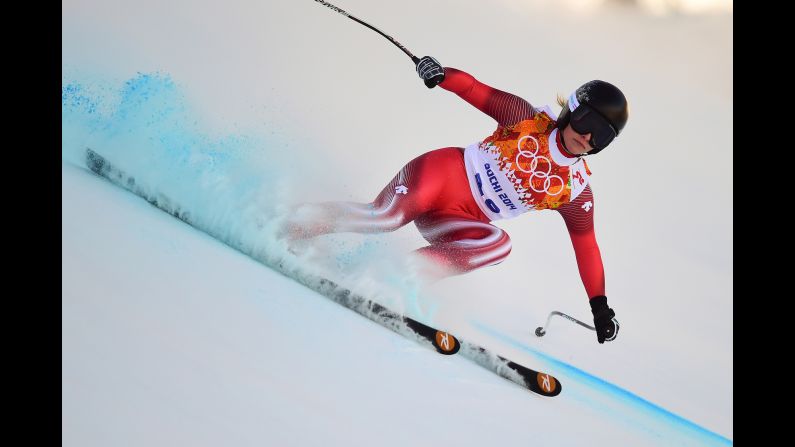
<box><xmin>62</xmin><ymin>71</ymin><xmax>438</xmax><ymax>319</ymax></box>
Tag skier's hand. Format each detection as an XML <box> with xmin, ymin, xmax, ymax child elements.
<box><xmin>416</xmin><ymin>56</ymin><xmax>445</xmax><ymax>89</ymax></box>
<box><xmin>590</xmin><ymin>295</ymin><xmax>619</xmax><ymax>344</ymax></box>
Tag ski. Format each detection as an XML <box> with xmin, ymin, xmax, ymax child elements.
<box><xmin>84</xmin><ymin>148</ymin><xmax>561</xmax><ymax>397</ymax></box>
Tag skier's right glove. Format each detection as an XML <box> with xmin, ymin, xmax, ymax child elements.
<box><xmin>416</xmin><ymin>56</ymin><xmax>445</xmax><ymax>89</ymax></box>
<box><xmin>590</xmin><ymin>295</ymin><xmax>619</xmax><ymax>344</ymax></box>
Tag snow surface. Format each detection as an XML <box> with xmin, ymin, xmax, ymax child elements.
<box><xmin>63</xmin><ymin>0</ymin><xmax>732</xmax><ymax>445</ymax></box>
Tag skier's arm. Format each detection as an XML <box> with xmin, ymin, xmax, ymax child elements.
<box><xmin>555</xmin><ymin>185</ymin><xmax>605</xmax><ymax>299</ymax></box>
<box><xmin>438</xmin><ymin>67</ymin><xmax>536</xmax><ymax>126</ymax></box>
<box><xmin>557</xmin><ymin>185</ymin><xmax>620</xmax><ymax>344</ymax></box>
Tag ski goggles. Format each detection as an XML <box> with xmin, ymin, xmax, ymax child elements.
<box><xmin>567</xmin><ymin>92</ymin><xmax>617</xmax><ymax>151</ymax></box>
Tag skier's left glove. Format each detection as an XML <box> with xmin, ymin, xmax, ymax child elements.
<box><xmin>416</xmin><ymin>56</ymin><xmax>445</xmax><ymax>89</ymax></box>
<box><xmin>590</xmin><ymin>295</ymin><xmax>619</xmax><ymax>344</ymax></box>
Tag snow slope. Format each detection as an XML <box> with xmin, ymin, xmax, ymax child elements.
<box><xmin>62</xmin><ymin>160</ymin><xmax>729</xmax><ymax>446</ymax></box>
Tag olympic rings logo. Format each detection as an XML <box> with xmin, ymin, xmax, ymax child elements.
<box><xmin>515</xmin><ymin>136</ymin><xmax>565</xmax><ymax>196</ymax></box>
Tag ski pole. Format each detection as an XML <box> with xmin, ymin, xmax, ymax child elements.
<box><xmin>311</xmin><ymin>0</ymin><xmax>420</xmax><ymax>64</ymax></box>
<box><xmin>535</xmin><ymin>311</ymin><xmax>595</xmax><ymax>337</ymax></box>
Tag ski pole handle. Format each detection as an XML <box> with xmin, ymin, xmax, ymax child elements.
<box><xmin>312</xmin><ymin>0</ymin><xmax>420</xmax><ymax>64</ymax></box>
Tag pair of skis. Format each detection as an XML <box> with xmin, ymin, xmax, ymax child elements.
<box><xmin>312</xmin><ymin>275</ymin><xmax>561</xmax><ymax>397</ymax></box>
<box><xmin>84</xmin><ymin>148</ymin><xmax>562</xmax><ymax>398</ymax></box>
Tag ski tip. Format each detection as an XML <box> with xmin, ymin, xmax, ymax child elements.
<box><xmin>85</xmin><ymin>148</ymin><xmax>104</xmax><ymax>174</ymax></box>
<box><xmin>432</xmin><ymin>330</ymin><xmax>461</xmax><ymax>355</ymax></box>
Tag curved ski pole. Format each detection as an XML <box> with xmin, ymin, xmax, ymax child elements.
<box><xmin>535</xmin><ymin>311</ymin><xmax>595</xmax><ymax>337</ymax></box>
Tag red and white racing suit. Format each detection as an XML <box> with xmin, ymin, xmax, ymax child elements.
<box><xmin>288</xmin><ymin>67</ymin><xmax>605</xmax><ymax>299</ymax></box>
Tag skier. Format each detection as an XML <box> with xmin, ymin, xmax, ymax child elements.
<box><xmin>280</xmin><ymin>56</ymin><xmax>627</xmax><ymax>344</ymax></box>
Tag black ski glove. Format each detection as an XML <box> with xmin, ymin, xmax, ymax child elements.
<box><xmin>590</xmin><ymin>295</ymin><xmax>619</xmax><ymax>344</ymax></box>
<box><xmin>416</xmin><ymin>56</ymin><xmax>445</xmax><ymax>88</ymax></box>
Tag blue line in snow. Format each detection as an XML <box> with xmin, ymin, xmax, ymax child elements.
<box><xmin>471</xmin><ymin>320</ymin><xmax>732</xmax><ymax>446</ymax></box>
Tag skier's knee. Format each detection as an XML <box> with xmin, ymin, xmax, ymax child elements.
<box><xmin>353</xmin><ymin>203</ymin><xmax>409</xmax><ymax>233</ymax></box>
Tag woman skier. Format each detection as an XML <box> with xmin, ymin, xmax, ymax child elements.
<box><xmin>281</xmin><ymin>56</ymin><xmax>627</xmax><ymax>344</ymax></box>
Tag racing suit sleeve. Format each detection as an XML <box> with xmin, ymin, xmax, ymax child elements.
<box><xmin>438</xmin><ymin>67</ymin><xmax>535</xmax><ymax>126</ymax></box>
<box><xmin>555</xmin><ymin>185</ymin><xmax>606</xmax><ymax>300</ymax></box>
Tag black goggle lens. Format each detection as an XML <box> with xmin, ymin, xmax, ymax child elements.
<box><xmin>569</xmin><ymin>105</ymin><xmax>617</xmax><ymax>151</ymax></box>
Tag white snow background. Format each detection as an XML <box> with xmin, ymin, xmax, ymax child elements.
<box><xmin>62</xmin><ymin>0</ymin><xmax>732</xmax><ymax>445</ymax></box>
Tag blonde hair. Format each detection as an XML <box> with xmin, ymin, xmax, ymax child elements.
<box><xmin>556</xmin><ymin>93</ymin><xmax>567</xmax><ymax>109</ymax></box>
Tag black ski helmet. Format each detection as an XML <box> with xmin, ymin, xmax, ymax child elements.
<box><xmin>557</xmin><ymin>80</ymin><xmax>629</xmax><ymax>155</ymax></box>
